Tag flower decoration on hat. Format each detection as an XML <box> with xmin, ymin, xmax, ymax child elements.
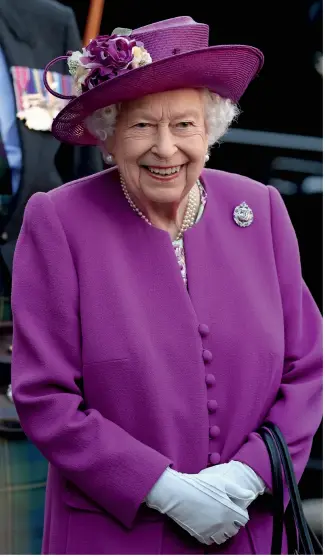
<box><xmin>67</xmin><ymin>27</ymin><xmax>152</xmax><ymax>94</ymax></box>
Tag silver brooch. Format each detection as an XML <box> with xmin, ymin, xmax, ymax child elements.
<box><xmin>233</xmin><ymin>202</ymin><xmax>254</xmax><ymax>227</ymax></box>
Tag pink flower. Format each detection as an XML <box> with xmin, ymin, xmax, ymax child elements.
<box><xmin>80</xmin><ymin>35</ymin><xmax>136</xmax><ymax>89</ymax></box>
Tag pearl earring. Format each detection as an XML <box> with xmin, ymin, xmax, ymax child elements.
<box><xmin>104</xmin><ymin>153</ymin><xmax>115</xmax><ymax>165</ymax></box>
<box><xmin>205</xmin><ymin>153</ymin><xmax>210</xmax><ymax>163</ymax></box>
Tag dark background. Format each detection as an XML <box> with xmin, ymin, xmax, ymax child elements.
<box><xmin>59</xmin><ymin>0</ymin><xmax>323</xmax><ymax>501</ymax></box>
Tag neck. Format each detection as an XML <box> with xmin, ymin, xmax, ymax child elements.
<box><xmin>144</xmin><ymin>195</ymin><xmax>190</xmax><ymax>240</ymax></box>
<box><xmin>121</xmin><ymin>176</ymin><xmax>200</xmax><ymax>241</ymax></box>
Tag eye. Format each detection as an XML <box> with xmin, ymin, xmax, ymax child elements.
<box><xmin>134</xmin><ymin>122</ymin><xmax>151</xmax><ymax>128</ymax></box>
<box><xmin>177</xmin><ymin>121</ymin><xmax>194</xmax><ymax>128</ymax></box>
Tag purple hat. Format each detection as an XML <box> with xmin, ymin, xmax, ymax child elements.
<box><xmin>44</xmin><ymin>16</ymin><xmax>264</xmax><ymax>146</ymax></box>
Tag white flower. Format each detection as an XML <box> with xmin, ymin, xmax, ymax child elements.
<box><xmin>67</xmin><ymin>49</ymin><xmax>91</xmax><ymax>94</ymax></box>
<box><xmin>67</xmin><ymin>48</ymin><xmax>89</xmax><ymax>74</ymax></box>
<box><xmin>75</xmin><ymin>66</ymin><xmax>92</xmax><ymax>92</ymax></box>
<box><xmin>67</xmin><ymin>50</ymin><xmax>83</xmax><ymax>76</ymax></box>
<box><xmin>131</xmin><ymin>46</ymin><xmax>152</xmax><ymax>69</ymax></box>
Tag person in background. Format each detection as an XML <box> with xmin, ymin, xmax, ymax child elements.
<box><xmin>12</xmin><ymin>15</ymin><xmax>322</xmax><ymax>555</ymax></box>
<box><xmin>0</xmin><ymin>0</ymin><xmax>102</xmax><ymax>553</ymax></box>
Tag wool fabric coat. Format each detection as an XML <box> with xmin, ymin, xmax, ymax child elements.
<box><xmin>11</xmin><ymin>167</ymin><xmax>322</xmax><ymax>554</ymax></box>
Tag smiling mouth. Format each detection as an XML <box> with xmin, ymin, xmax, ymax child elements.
<box><xmin>142</xmin><ymin>164</ymin><xmax>184</xmax><ymax>177</ymax></box>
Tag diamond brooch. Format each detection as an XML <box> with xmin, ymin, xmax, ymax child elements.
<box><xmin>233</xmin><ymin>202</ymin><xmax>254</xmax><ymax>228</ymax></box>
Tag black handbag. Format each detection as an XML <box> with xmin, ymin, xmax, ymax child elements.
<box><xmin>259</xmin><ymin>423</ymin><xmax>322</xmax><ymax>555</ymax></box>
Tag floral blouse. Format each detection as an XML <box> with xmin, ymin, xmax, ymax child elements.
<box><xmin>172</xmin><ymin>182</ymin><xmax>207</xmax><ymax>287</ymax></box>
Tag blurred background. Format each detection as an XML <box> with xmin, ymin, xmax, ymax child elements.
<box><xmin>60</xmin><ymin>0</ymin><xmax>323</xmax><ymax>515</ymax></box>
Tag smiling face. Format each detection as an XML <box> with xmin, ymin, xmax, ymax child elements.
<box><xmin>106</xmin><ymin>88</ymin><xmax>208</xmax><ymax>208</ymax></box>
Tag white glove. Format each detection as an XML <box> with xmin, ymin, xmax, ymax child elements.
<box><xmin>145</xmin><ymin>467</ymin><xmax>249</xmax><ymax>545</ymax></box>
<box><xmin>198</xmin><ymin>460</ymin><xmax>266</xmax><ymax>510</ymax></box>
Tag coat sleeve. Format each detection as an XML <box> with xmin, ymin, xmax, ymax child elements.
<box><xmin>11</xmin><ymin>192</ymin><xmax>172</xmax><ymax>528</ymax></box>
<box><xmin>231</xmin><ymin>185</ymin><xmax>322</xmax><ymax>492</ymax></box>
<box><xmin>55</xmin><ymin>6</ymin><xmax>103</xmax><ymax>181</ymax></box>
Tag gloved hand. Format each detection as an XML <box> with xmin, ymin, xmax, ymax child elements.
<box><xmin>145</xmin><ymin>467</ymin><xmax>249</xmax><ymax>545</ymax></box>
<box><xmin>198</xmin><ymin>460</ymin><xmax>266</xmax><ymax>511</ymax></box>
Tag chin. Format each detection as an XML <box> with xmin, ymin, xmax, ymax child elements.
<box><xmin>146</xmin><ymin>186</ymin><xmax>185</xmax><ymax>204</ymax></box>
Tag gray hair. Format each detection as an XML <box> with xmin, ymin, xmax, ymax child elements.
<box><xmin>85</xmin><ymin>89</ymin><xmax>240</xmax><ymax>158</ymax></box>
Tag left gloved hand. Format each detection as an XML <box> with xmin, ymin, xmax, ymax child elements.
<box><xmin>145</xmin><ymin>466</ymin><xmax>249</xmax><ymax>545</ymax></box>
<box><xmin>197</xmin><ymin>460</ymin><xmax>266</xmax><ymax>511</ymax></box>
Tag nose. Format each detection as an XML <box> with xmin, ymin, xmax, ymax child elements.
<box><xmin>151</xmin><ymin>125</ymin><xmax>178</xmax><ymax>160</ymax></box>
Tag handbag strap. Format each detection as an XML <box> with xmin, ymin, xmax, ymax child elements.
<box><xmin>260</xmin><ymin>423</ymin><xmax>321</xmax><ymax>555</ymax></box>
<box><xmin>260</xmin><ymin>426</ymin><xmax>298</xmax><ymax>553</ymax></box>
<box><xmin>260</xmin><ymin>427</ymin><xmax>285</xmax><ymax>554</ymax></box>
<box><xmin>265</xmin><ymin>423</ymin><xmax>318</xmax><ymax>555</ymax></box>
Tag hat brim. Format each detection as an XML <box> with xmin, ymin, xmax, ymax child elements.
<box><xmin>52</xmin><ymin>44</ymin><xmax>264</xmax><ymax>145</ymax></box>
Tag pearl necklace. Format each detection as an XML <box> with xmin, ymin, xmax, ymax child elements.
<box><xmin>120</xmin><ymin>174</ymin><xmax>201</xmax><ymax>241</ymax></box>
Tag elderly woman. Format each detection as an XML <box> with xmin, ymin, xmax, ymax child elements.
<box><xmin>11</xmin><ymin>16</ymin><xmax>322</xmax><ymax>555</ymax></box>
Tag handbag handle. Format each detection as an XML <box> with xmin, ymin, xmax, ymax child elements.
<box><xmin>260</xmin><ymin>427</ymin><xmax>285</xmax><ymax>554</ymax></box>
<box><xmin>259</xmin><ymin>423</ymin><xmax>322</xmax><ymax>555</ymax></box>
<box><xmin>266</xmin><ymin>423</ymin><xmax>315</xmax><ymax>554</ymax></box>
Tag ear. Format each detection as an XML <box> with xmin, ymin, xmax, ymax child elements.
<box><xmin>202</xmin><ymin>123</ymin><xmax>209</xmax><ymax>153</ymax></box>
<box><xmin>105</xmin><ymin>136</ymin><xmax>116</xmax><ymax>156</ymax></box>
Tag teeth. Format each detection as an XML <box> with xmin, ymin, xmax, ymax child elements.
<box><xmin>147</xmin><ymin>166</ymin><xmax>181</xmax><ymax>175</ymax></box>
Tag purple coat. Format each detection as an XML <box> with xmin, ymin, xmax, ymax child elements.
<box><xmin>11</xmin><ymin>167</ymin><xmax>322</xmax><ymax>555</ymax></box>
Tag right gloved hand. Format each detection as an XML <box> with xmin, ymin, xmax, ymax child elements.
<box><xmin>145</xmin><ymin>467</ymin><xmax>249</xmax><ymax>545</ymax></box>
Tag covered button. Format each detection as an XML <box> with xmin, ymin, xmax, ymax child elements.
<box><xmin>205</xmin><ymin>374</ymin><xmax>216</xmax><ymax>387</ymax></box>
<box><xmin>207</xmin><ymin>400</ymin><xmax>218</xmax><ymax>413</ymax></box>
<box><xmin>209</xmin><ymin>425</ymin><xmax>221</xmax><ymax>438</ymax></box>
<box><xmin>202</xmin><ymin>349</ymin><xmax>213</xmax><ymax>363</ymax></box>
<box><xmin>209</xmin><ymin>452</ymin><xmax>221</xmax><ymax>465</ymax></box>
<box><xmin>198</xmin><ymin>324</ymin><xmax>210</xmax><ymax>337</ymax></box>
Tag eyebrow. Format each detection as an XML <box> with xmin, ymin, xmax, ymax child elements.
<box><xmin>172</xmin><ymin>110</ymin><xmax>201</xmax><ymax>120</ymax></box>
<box><xmin>129</xmin><ymin>110</ymin><xmax>202</xmax><ymax>121</ymax></box>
